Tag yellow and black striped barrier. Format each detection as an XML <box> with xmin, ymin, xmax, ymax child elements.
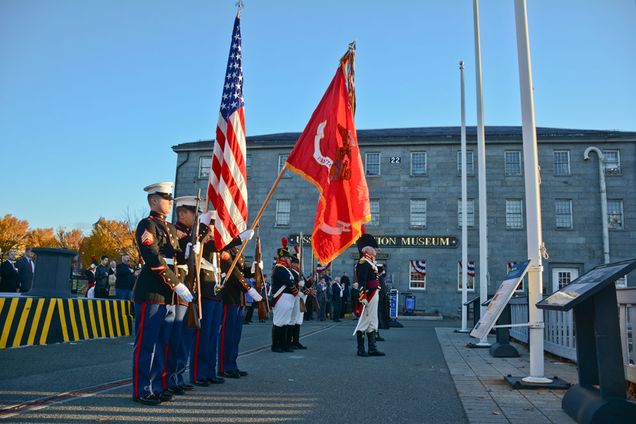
<box><xmin>0</xmin><ymin>297</ymin><xmax>133</xmax><ymax>349</ymax></box>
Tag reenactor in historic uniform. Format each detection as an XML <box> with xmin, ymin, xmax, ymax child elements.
<box><xmin>270</xmin><ymin>238</ymin><xmax>298</xmax><ymax>353</ymax></box>
<box><xmin>132</xmin><ymin>182</ymin><xmax>194</xmax><ymax>405</ymax></box>
<box><xmin>353</xmin><ymin>233</ymin><xmax>385</xmax><ymax>357</ymax></box>
<box><xmin>288</xmin><ymin>246</ymin><xmax>308</xmax><ymax>350</ymax></box>
<box><xmin>218</xmin><ymin>235</ymin><xmax>260</xmax><ymax>378</ymax></box>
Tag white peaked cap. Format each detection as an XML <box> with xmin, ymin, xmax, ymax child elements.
<box><xmin>174</xmin><ymin>196</ymin><xmax>200</xmax><ymax>209</ymax></box>
<box><xmin>143</xmin><ymin>182</ymin><xmax>174</xmax><ymax>196</ymax></box>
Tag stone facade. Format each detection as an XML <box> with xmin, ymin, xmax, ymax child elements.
<box><xmin>172</xmin><ymin>127</ymin><xmax>636</xmax><ymax>316</ymax></box>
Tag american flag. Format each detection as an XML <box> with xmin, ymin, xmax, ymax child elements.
<box><xmin>209</xmin><ymin>15</ymin><xmax>248</xmax><ymax>250</ymax></box>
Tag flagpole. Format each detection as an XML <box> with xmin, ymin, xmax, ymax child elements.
<box><xmin>219</xmin><ymin>164</ymin><xmax>288</xmax><ymax>290</ymax></box>
<box><xmin>514</xmin><ymin>0</ymin><xmax>551</xmax><ymax>384</ymax></box>
<box><xmin>473</xmin><ymin>0</ymin><xmax>491</xmax><ymax>347</ymax></box>
<box><xmin>459</xmin><ymin>60</ymin><xmax>469</xmax><ymax>333</ymax></box>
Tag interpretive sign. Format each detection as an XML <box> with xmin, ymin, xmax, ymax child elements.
<box><xmin>470</xmin><ymin>260</ymin><xmax>530</xmax><ymax>340</ymax></box>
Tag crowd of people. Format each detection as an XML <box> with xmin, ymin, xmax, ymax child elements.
<box><xmin>0</xmin><ymin>247</ymin><xmax>35</xmax><ymax>293</ymax></box>
<box><xmin>84</xmin><ymin>254</ymin><xmax>137</xmax><ymax>300</ymax></box>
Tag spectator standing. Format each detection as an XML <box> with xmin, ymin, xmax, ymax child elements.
<box><xmin>95</xmin><ymin>255</ymin><xmax>109</xmax><ymax>298</ymax></box>
<box><xmin>108</xmin><ymin>260</ymin><xmax>117</xmax><ymax>297</ymax></box>
<box><xmin>351</xmin><ymin>282</ymin><xmax>360</xmax><ymax>320</ymax></box>
<box><xmin>85</xmin><ymin>261</ymin><xmax>97</xmax><ymax>297</ymax></box>
<box><xmin>116</xmin><ymin>255</ymin><xmax>136</xmax><ymax>300</ymax></box>
<box><xmin>325</xmin><ymin>277</ymin><xmax>333</xmax><ymax>320</ymax></box>
<box><xmin>16</xmin><ymin>247</ymin><xmax>35</xmax><ymax>292</ymax></box>
<box><xmin>331</xmin><ymin>277</ymin><xmax>343</xmax><ymax>322</ymax></box>
<box><xmin>316</xmin><ymin>278</ymin><xmax>327</xmax><ymax>321</ymax></box>
<box><xmin>244</xmin><ymin>277</ymin><xmax>256</xmax><ymax>324</ymax></box>
<box><xmin>0</xmin><ymin>250</ymin><xmax>20</xmax><ymax>292</ymax></box>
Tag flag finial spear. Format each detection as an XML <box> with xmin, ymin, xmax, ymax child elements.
<box><xmin>236</xmin><ymin>0</ymin><xmax>244</xmax><ymax>16</ymax></box>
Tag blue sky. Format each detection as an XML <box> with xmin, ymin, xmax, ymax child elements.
<box><xmin>1</xmin><ymin>0</ymin><xmax>635</xmax><ymax>231</ymax></box>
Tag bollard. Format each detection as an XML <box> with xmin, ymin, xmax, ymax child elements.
<box><xmin>27</xmin><ymin>248</ymin><xmax>77</xmax><ymax>299</ymax></box>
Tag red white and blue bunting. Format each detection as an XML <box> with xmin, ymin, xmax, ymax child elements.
<box><xmin>410</xmin><ymin>260</ymin><xmax>426</xmax><ymax>275</ymax></box>
<box><xmin>458</xmin><ymin>260</ymin><xmax>476</xmax><ymax>277</ymax></box>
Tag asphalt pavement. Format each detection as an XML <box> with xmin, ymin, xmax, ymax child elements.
<box><xmin>0</xmin><ymin>318</ymin><xmax>467</xmax><ymax>423</ymax></box>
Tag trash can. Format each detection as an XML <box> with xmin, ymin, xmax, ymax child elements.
<box><xmin>405</xmin><ymin>294</ymin><xmax>416</xmax><ymax>315</ymax></box>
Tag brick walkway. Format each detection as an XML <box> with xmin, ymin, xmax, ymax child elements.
<box><xmin>436</xmin><ymin>327</ymin><xmax>578</xmax><ymax>424</ymax></box>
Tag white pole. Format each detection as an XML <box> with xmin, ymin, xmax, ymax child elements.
<box><xmin>473</xmin><ymin>0</ymin><xmax>491</xmax><ymax>347</ymax></box>
<box><xmin>584</xmin><ymin>147</ymin><xmax>610</xmax><ymax>264</ymax></box>
<box><xmin>460</xmin><ymin>60</ymin><xmax>469</xmax><ymax>332</ymax></box>
<box><xmin>514</xmin><ymin>0</ymin><xmax>551</xmax><ymax>384</ymax></box>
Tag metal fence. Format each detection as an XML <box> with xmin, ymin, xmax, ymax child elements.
<box><xmin>509</xmin><ymin>288</ymin><xmax>635</xmax><ymax>384</ymax></box>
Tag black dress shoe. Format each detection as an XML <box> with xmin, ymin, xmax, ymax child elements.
<box><xmin>133</xmin><ymin>394</ymin><xmax>161</xmax><ymax>406</ymax></box>
<box><xmin>237</xmin><ymin>370</ymin><xmax>248</xmax><ymax>377</ymax></box>
<box><xmin>207</xmin><ymin>377</ymin><xmax>225</xmax><ymax>384</ymax></box>
<box><xmin>193</xmin><ymin>379</ymin><xmax>210</xmax><ymax>387</ymax></box>
<box><xmin>158</xmin><ymin>391</ymin><xmax>174</xmax><ymax>402</ymax></box>
<box><xmin>167</xmin><ymin>386</ymin><xmax>185</xmax><ymax>395</ymax></box>
<box><xmin>180</xmin><ymin>383</ymin><xmax>194</xmax><ymax>391</ymax></box>
<box><xmin>219</xmin><ymin>371</ymin><xmax>240</xmax><ymax>379</ymax></box>
<box><xmin>292</xmin><ymin>342</ymin><xmax>307</xmax><ymax>349</ymax></box>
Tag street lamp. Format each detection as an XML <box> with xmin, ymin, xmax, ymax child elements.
<box><xmin>583</xmin><ymin>147</ymin><xmax>610</xmax><ymax>264</ymax></box>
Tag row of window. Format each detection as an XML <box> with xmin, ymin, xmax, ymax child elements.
<box><xmin>274</xmin><ymin>198</ymin><xmax>625</xmax><ymax>230</ymax></box>
<box><xmin>197</xmin><ymin>149</ymin><xmax>623</xmax><ymax>179</ymax></box>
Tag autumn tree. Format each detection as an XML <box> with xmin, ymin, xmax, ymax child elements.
<box><xmin>0</xmin><ymin>214</ymin><xmax>30</xmax><ymax>260</ymax></box>
<box><xmin>80</xmin><ymin>218</ymin><xmax>138</xmax><ymax>268</ymax></box>
<box><xmin>26</xmin><ymin>228</ymin><xmax>58</xmax><ymax>249</ymax></box>
<box><xmin>55</xmin><ymin>228</ymin><xmax>85</xmax><ymax>251</ymax></box>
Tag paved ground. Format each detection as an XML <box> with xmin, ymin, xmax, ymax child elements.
<box><xmin>436</xmin><ymin>327</ymin><xmax>578</xmax><ymax>424</ymax></box>
<box><xmin>0</xmin><ymin>319</ymin><xmax>467</xmax><ymax>423</ymax></box>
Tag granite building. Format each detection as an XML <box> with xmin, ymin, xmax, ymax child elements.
<box><xmin>172</xmin><ymin>126</ymin><xmax>636</xmax><ymax>316</ymax></box>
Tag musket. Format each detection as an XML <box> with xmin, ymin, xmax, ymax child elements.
<box><xmin>186</xmin><ymin>190</ymin><xmax>203</xmax><ymax>329</ymax></box>
<box><xmin>254</xmin><ymin>226</ymin><xmax>269</xmax><ymax>320</ymax></box>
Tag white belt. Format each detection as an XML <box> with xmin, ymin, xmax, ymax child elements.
<box><xmin>163</xmin><ymin>258</ymin><xmax>187</xmax><ymax>271</ymax></box>
<box><xmin>200</xmin><ymin>258</ymin><xmax>217</xmax><ymax>273</ymax></box>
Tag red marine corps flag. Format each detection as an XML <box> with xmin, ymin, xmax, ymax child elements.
<box><xmin>286</xmin><ymin>46</ymin><xmax>370</xmax><ymax>264</ymax></box>
<box><xmin>208</xmin><ymin>13</ymin><xmax>248</xmax><ymax>251</ymax></box>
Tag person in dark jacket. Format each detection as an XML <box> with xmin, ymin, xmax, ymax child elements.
<box><xmin>331</xmin><ymin>278</ymin><xmax>343</xmax><ymax>322</ymax></box>
<box><xmin>115</xmin><ymin>255</ymin><xmax>136</xmax><ymax>300</ymax></box>
<box><xmin>16</xmin><ymin>247</ymin><xmax>35</xmax><ymax>292</ymax></box>
<box><xmin>131</xmin><ymin>182</ymin><xmax>193</xmax><ymax>406</ymax></box>
<box><xmin>0</xmin><ymin>250</ymin><xmax>20</xmax><ymax>292</ymax></box>
<box><xmin>95</xmin><ymin>255</ymin><xmax>110</xmax><ymax>298</ymax></box>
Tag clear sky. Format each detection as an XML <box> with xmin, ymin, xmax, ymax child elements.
<box><xmin>1</xmin><ymin>0</ymin><xmax>635</xmax><ymax>231</ymax></box>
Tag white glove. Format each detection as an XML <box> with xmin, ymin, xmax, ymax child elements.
<box><xmin>250</xmin><ymin>260</ymin><xmax>263</xmax><ymax>274</ymax></box>
<box><xmin>199</xmin><ymin>212</ymin><xmax>212</xmax><ymax>226</ymax></box>
<box><xmin>299</xmin><ymin>279</ymin><xmax>305</xmax><ymax>288</ymax></box>
<box><xmin>192</xmin><ymin>241</ymin><xmax>201</xmax><ymax>255</ymax></box>
<box><xmin>174</xmin><ymin>283</ymin><xmax>193</xmax><ymax>303</ymax></box>
<box><xmin>247</xmin><ymin>287</ymin><xmax>263</xmax><ymax>302</ymax></box>
<box><xmin>361</xmin><ymin>298</ymin><xmax>369</xmax><ymax>306</ymax></box>
<box><xmin>239</xmin><ymin>229</ymin><xmax>255</xmax><ymax>242</ymax></box>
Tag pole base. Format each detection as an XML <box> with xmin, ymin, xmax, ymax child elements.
<box><xmin>489</xmin><ymin>342</ymin><xmax>520</xmax><ymax>358</ymax></box>
<box><xmin>563</xmin><ymin>384</ymin><xmax>636</xmax><ymax>423</ymax></box>
<box><xmin>466</xmin><ymin>341</ymin><xmax>491</xmax><ymax>349</ymax></box>
<box><xmin>454</xmin><ymin>329</ymin><xmax>471</xmax><ymax>334</ymax></box>
<box><xmin>504</xmin><ymin>375</ymin><xmax>570</xmax><ymax>390</ymax></box>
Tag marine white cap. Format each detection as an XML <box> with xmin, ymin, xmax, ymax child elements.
<box><xmin>143</xmin><ymin>182</ymin><xmax>174</xmax><ymax>199</ymax></box>
<box><xmin>174</xmin><ymin>195</ymin><xmax>200</xmax><ymax>210</ymax></box>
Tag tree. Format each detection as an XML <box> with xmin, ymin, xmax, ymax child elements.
<box><xmin>26</xmin><ymin>228</ymin><xmax>57</xmax><ymax>249</ymax></box>
<box><xmin>55</xmin><ymin>228</ymin><xmax>84</xmax><ymax>251</ymax></box>
<box><xmin>80</xmin><ymin>218</ymin><xmax>138</xmax><ymax>268</ymax></box>
<box><xmin>0</xmin><ymin>214</ymin><xmax>29</xmax><ymax>260</ymax></box>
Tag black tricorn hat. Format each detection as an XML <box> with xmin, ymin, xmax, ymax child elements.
<box><xmin>356</xmin><ymin>233</ymin><xmax>378</xmax><ymax>253</ymax></box>
<box><xmin>277</xmin><ymin>237</ymin><xmax>292</xmax><ymax>259</ymax></box>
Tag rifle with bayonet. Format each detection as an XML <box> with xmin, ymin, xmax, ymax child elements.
<box><xmin>186</xmin><ymin>191</ymin><xmax>203</xmax><ymax>329</ymax></box>
<box><xmin>254</xmin><ymin>227</ymin><xmax>269</xmax><ymax>320</ymax></box>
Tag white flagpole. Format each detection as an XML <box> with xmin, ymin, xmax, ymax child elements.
<box><xmin>473</xmin><ymin>0</ymin><xmax>491</xmax><ymax>347</ymax></box>
<box><xmin>460</xmin><ymin>60</ymin><xmax>469</xmax><ymax>333</ymax></box>
<box><xmin>514</xmin><ymin>0</ymin><xmax>551</xmax><ymax>383</ymax></box>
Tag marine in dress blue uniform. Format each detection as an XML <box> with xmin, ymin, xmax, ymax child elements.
<box><xmin>132</xmin><ymin>182</ymin><xmax>194</xmax><ymax>406</ymax></box>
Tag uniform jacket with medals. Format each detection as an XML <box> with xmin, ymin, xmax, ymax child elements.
<box><xmin>133</xmin><ymin>211</ymin><xmax>182</xmax><ymax>304</ymax></box>
<box><xmin>356</xmin><ymin>254</ymin><xmax>380</xmax><ymax>304</ymax></box>
<box><xmin>271</xmin><ymin>262</ymin><xmax>298</xmax><ymax>304</ymax></box>
<box><xmin>219</xmin><ymin>246</ymin><xmax>251</xmax><ymax>306</ymax></box>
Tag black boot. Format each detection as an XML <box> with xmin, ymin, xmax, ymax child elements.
<box><xmin>367</xmin><ymin>331</ymin><xmax>385</xmax><ymax>356</ymax></box>
<box><xmin>271</xmin><ymin>326</ymin><xmax>284</xmax><ymax>352</ymax></box>
<box><xmin>375</xmin><ymin>330</ymin><xmax>385</xmax><ymax>342</ymax></box>
<box><xmin>292</xmin><ymin>324</ymin><xmax>306</xmax><ymax>349</ymax></box>
<box><xmin>283</xmin><ymin>326</ymin><xmax>294</xmax><ymax>352</ymax></box>
<box><xmin>356</xmin><ymin>331</ymin><xmax>368</xmax><ymax>357</ymax></box>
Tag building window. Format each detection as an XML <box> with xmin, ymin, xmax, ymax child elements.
<box><xmin>409</xmin><ymin>260</ymin><xmax>426</xmax><ymax>290</ymax></box>
<box><xmin>457</xmin><ymin>199</ymin><xmax>475</xmax><ymax>227</ymax></box>
<box><xmin>504</xmin><ymin>151</ymin><xmax>522</xmax><ymax>176</ymax></box>
<box><xmin>551</xmin><ymin>268</ymin><xmax>579</xmax><ymax>292</ymax></box>
<box><xmin>505</xmin><ymin>199</ymin><xmax>523</xmax><ymax>229</ymax></box>
<box><xmin>603</xmin><ymin>150</ymin><xmax>621</xmax><ymax>175</ymax></box>
<box><xmin>553</xmin><ymin>151</ymin><xmax>570</xmax><ymax>176</ymax></box>
<box><xmin>411</xmin><ymin>152</ymin><xmax>427</xmax><ymax>176</ymax></box>
<box><xmin>555</xmin><ymin>199</ymin><xmax>573</xmax><ymax>229</ymax></box>
<box><xmin>457</xmin><ymin>260</ymin><xmax>475</xmax><ymax>292</ymax></box>
<box><xmin>199</xmin><ymin>156</ymin><xmax>212</xmax><ymax>179</ymax></box>
<box><xmin>278</xmin><ymin>154</ymin><xmax>293</xmax><ymax>178</ymax></box>
<box><xmin>275</xmin><ymin>199</ymin><xmax>291</xmax><ymax>226</ymax></box>
<box><xmin>457</xmin><ymin>151</ymin><xmax>474</xmax><ymax>176</ymax></box>
<box><xmin>365</xmin><ymin>153</ymin><xmax>381</xmax><ymax>176</ymax></box>
<box><xmin>607</xmin><ymin>199</ymin><xmax>623</xmax><ymax>229</ymax></box>
<box><xmin>369</xmin><ymin>200</ymin><xmax>380</xmax><ymax>226</ymax></box>
<box><xmin>410</xmin><ymin>199</ymin><xmax>427</xmax><ymax>228</ymax></box>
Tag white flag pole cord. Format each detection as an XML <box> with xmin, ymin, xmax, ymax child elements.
<box><xmin>473</xmin><ymin>0</ymin><xmax>491</xmax><ymax>347</ymax></box>
<box><xmin>514</xmin><ymin>0</ymin><xmax>551</xmax><ymax>384</ymax></box>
